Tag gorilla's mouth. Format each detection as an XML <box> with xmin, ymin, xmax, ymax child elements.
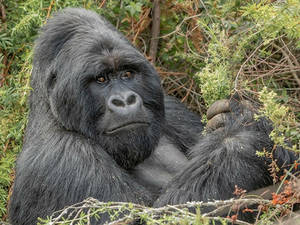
<box><xmin>104</xmin><ymin>122</ymin><xmax>150</xmax><ymax>135</ymax></box>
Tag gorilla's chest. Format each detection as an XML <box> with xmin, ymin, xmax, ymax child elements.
<box><xmin>132</xmin><ymin>136</ymin><xmax>188</xmax><ymax>193</ymax></box>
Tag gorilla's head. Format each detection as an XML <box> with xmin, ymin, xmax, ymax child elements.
<box><xmin>32</xmin><ymin>8</ymin><xmax>165</xmax><ymax>169</ymax></box>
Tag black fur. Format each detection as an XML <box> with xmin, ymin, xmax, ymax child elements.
<box><xmin>9</xmin><ymin>8</ymin><xmax>297</xmax><ymax>225</ymax></box>
<box><xmin>154</xmin><ymin>117</ymin><xmax>296</xmax><ymax>206</ymax></box>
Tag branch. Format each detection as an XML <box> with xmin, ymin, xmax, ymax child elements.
<box><xmin>149</xmin><ymin>0</ymin><xmax>160</xmax><ymax>64</ymax></box>
<box><xmin>44</xmin><ymin>197</ymin><xmax>292</xmax><ymax>225</ymax></box>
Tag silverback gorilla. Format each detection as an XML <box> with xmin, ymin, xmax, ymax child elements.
<box><xmin>9</xmin><ymin>8</ymin><xmax>297</xmax><ymax>224</ymax></box>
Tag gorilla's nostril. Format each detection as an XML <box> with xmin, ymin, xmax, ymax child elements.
<box><xmin>127</xmin><ymin>94</ymin><xmax>136</xmax><ymax>105</ymax></box>
<box><xmin>112</xmin><ymin>98</ymin><xmax>125</xmax><ymax>107</ymax></box>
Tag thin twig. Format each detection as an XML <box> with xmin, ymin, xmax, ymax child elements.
<box><xmin>278</xmin><ymin>39</ymin><xmax>300</xmax><ymax>87</ymax></box>
<box><xmin>99</xmin><ymin>0</ymin><xmax>106</xmax><ymax>8</ymax></box>
<box><xmin>181</xmin><ymin>79</ymin><xmax>194</xmax><ymax>102</ymax></box>
<box><xmin>159</xmin><ymin>14</ymin><xmax>202</xmax><ymax>39</ymax></box>
<box><xmin>234</xmin><ymin>41</ymin><xmax>265</xmax><ymax>91</ymax></box>
<box><xmin>46</xmin><ymin>0</ymin><xmax>55</xmax><ymax>19</ymax></box>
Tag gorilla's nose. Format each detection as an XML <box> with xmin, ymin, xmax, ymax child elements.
<box><xmin>107</xmin><ymin>91</ymin><xmax>141</xmax><ymax>115</ymax></box>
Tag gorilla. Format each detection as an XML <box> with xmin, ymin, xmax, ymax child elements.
<box><xmin>9</xmin><ymin>8</ymin><xmax>297</xmax><ymax>225</ymax></box>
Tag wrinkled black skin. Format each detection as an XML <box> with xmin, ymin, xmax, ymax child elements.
<box><xmin>9</xmin><ymin>8</ymin><xmax>297</xmax><ymax>225</ymax></box>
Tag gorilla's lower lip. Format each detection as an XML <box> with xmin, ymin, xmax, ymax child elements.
<box><xmin>105</xmin><ymin>122</ymin><xmax>150</xmax><ymax>135</ymax></box>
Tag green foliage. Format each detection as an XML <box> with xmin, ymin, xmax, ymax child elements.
<box><xmin>125</xmin><ymin>1</ymin><xmax>143</xmax><ymax>18</ymax></box>
<box><xmin>157</xmin><ymin>0</ymin><xmax>300</xmax><ymax>151</ymax></box>
<box><xmin>155</xmin><ymin>0</ymin><xmax>300</xmax><ymax>111</ymax></box>
<box><xmin>242</xmin><ymin>0</ymin><xmax>300</xmax><ymax>47</ymax></box>
<box><xmin>197</xmin><ymin>62</ymin><xmax>231</xmax><ymax>107</ymax></box>
<box><xmin>196</xmin><ymin>22</ymin><xmax>232</xmax><ymax>107</ymax></box>
<box><xmin>256</xmin><ymin>87</ymin><xmax>300</xmax><ymax>152</ymax></box>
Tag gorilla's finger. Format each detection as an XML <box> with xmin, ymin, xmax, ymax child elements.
<box><xmin>207</xmin><ymin>99</ymin><xmax>230</xmax><ymax>120</ymax></box>
<box><xmin>206</xmin><ymin>113</ymin><xmax>227</xmax><ymax>130</ymax></box>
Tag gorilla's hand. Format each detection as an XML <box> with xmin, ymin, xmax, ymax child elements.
<box><xmin>206</xmin><ymin>96</ymin><xmax>256</xmax><ymax>132</ymax></box>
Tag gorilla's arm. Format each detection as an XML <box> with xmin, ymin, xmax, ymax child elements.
<box><xmin>155</xmin><ymin>100</ymin><xmax>297</xmax><ymax>206</ymax></box>
<box><xmin>9</xmin><ymin>132</ymin><xmax>152</xmax><ymax>225</ymax></box>
<box><xmin>163</xmin><ymin>95</ymin><xmax>204</xmax><ymax>153</ymax></box>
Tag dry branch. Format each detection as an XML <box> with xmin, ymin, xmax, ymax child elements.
<box><xmin>43</xmin><ymin>197</ymin><xmax>292</xmax><ymax>225</ymax></box>
<box><xmin>149</xmin><ymin>0</ymin><xmax>160</xmax><ymax>64</ymax></box>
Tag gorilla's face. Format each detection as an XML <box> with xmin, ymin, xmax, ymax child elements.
<box><xmin>89</xmin><ymin>70</ymin><xmax>152</xmax><ymax>135</ymax></box>
<box><xmin>46</xmin><ymin>35</ymin><xmax>165</xmax><ymax>169</ymax></box>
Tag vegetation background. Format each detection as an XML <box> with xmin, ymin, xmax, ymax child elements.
<box><xmin>0</xmin><ymin>0</ymin><xmax>299</xmax><ymax>224</ymax></box>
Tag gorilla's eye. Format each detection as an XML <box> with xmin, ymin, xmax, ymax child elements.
<box><xmin>121</xmin><ymin>71</ymin><xmax>133</xmax><ymax>80</ymax></box>
<box><xmin>96</xmin><ymin>75</ymin><xmax>107</xmax><ymax>84</ymax></box>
